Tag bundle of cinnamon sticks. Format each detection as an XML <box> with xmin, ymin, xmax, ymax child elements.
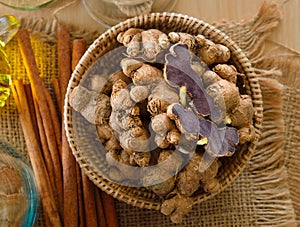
<box><xmin>12</xmin><ymin>27</ymin><xmax>118</xmax><ymax>227</ymax></box>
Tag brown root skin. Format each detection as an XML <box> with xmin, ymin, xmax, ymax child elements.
<box><xmin>194</xmin><ymin>34</ymin><xmax>206</xmax><ymax>46</ymax></box>
<box><xmin>168</xmin><ymin>32</ymin><xmax>197</xmax><ymax>51</ymax></box>
<box><xmin>89</xmin><ymin>29</ymin><xmax>257</xmax><ymax>223</ymax></box>
<box><xmin>120</xmin><ymin>115</ymin><xmax>143</xmax><ymax>131</ymax></box>
<box><xmin>143</xmin><ymin>150</ymin><xmax>182</xmax><ymax>196</ymax></box>
<box><xmin>177</xmin><ymin>152</ymin><xmax>220</xmax><ymax>196</ymax></box>
<box><xmin>87</xmin><ymin>74</ymin><xmax>107</xmax><ymax>92</ymax></box>
<box><xmin>141</xmin><ymin>29</ymin><xmax>169</xmax><ymax>60</ymax></box>
<box><xmin>120</xmin><ymin>58</ymin><xmax>143</xmax><ymax>77</ymax></box>
<box><xmin>201</xmin><ymin>70</ymin><xmax>221</xmax><ymax>88</ymax></box>
<box><xmin>126</xmin><ymin>32</ymin><xmax>142</xmax><ymax>57</ymax></box>
<box><xmin>147</xmin><ymin>79</ymin><xmax>179</xmax><ymax>116</ymax></box>
<box><xmin>111</xmin><ymin>88</ymin><xmax>133</xmax><ymax>111</ymax></box>
<box><xmin>118</xmin><ymin>28</ymin><xmax>169</xmax><ymax>61</ymax></box>
<box><xmin>161</xmin><ymin>195</ymin><xmax>194</xmax><ymax>224</ymax></box>
<box><xmin>130</xmin><ymin>85</ymin><xmax>150</xmax><ymax>103</ymax></box>
<box><xmin>119</xmin><ymin>149</ymin><xmax>131</xmax><ymax>165</ymax></box>
<box><xmin>166</xmin><ymin>129</ymin><xmax>181</xmax><ymax>145</ymax></box>
<box><xmin>195</xmin><ymin>34</ymin><xmax>231</xmax><ymax>65</ymax></box>
<box><xmin>158</xmin><ymin>32</ymin><xmax>170</xmax><ymax>49</ymax></box>
<box><xmin>69</xmin><ymin>85</ymin><xmax>99</xmax><ymax>124</ymax></box>
<box><xmin>106</xmin><ymin>149</ymin><xmax>140</xmax><ymax>181</ymax></box>
<box><xmin>202</xmin><ymin>178</ymin><xmax>221</xmax><ymax>194</ymax></box>
<box><xmin>109</xmin><ymin>76</ymin><xmax>152</xmax><ymax>166</ymax></box>
<box><xmin>147</xmin><ymin>176</ymin><xmax>176</xmax><ymax>196</ymax></box>
<box><xmin>129</xmin><ymin>126</ymin><xmax>144</xmax><ymax>138</ymax></box>
<box><xmin>159</xmin><ymin>150</ymin><xmax>184</xmax><ymax>174</ymax></box>
<box><xmin>117</xmin><ymin>28</ymin><xmax>144</xmax><ymax>46</ymax></box>
<box><xmin>119</xmin><ymin>131</ymin><xmax>149</xmax><ymax>153</ymax></box>
<box><xmin>215</xmin><ymin>44</ymin><xmax>231</xmax><ymax>63</ymax></box>
<box><xmin>197</xmin><ymin>39</ymin><xmax>219</xmax><ymax>65</ymax></box>
<box><xmin>109</xmin><ymin>111</ymin><xmax>123</xmax><ymax>137</ymax></box>
<box><xmin>129</xmin><ymin>105</ymin><xmax>140</xmax><ymax>116</ymax></box>
<box><xmin>238</xmin><ymin>124</ymin><xmax>256</xmax><ymax>144</ymax></box>
<box><xmin>96</xmin><ymin>123</ymin><xmax>113</xmax><ymax>143</ymax></box>
<box><xmin>132</xmin><ymin>151</ymin><xmax>151</xmax><ymax>167</ymax></box>
<box><xmin>177</xmin><ymin>170</ymin><xmax>201</xmax><ymax>197</ymax></box>
<box><xmin>151</xmin><ymin>113</ymin><xmax>175</xmax><ymax>136</ymax></box>
<box><xmin>154</xmin><ymin>134</ymin><xmax>171</xmax><ymax>149</ymax></box>
<box><xmin>106</xmin><ymin>150</ymin><xmax>120</xmax><ymax>164</ymax></box>
<box><xmin>147</xmin><ymin>98</ymin><xmax>170</xmax><ymax>116</ymax></box>
<box><xmin>191</xmin><ymin>60</ymin><xmax>207</xmax><ymax>78</ymax></box>
<box><xmin>198</xmin><ymin>158</ymin><xmax>220</xmax><ymax>183</ymax></box>
<box><xmin>110</xmin><ymin>80</ymin><xmax>133</xmax><ymax>111</ymax></box>
<box><xmin>132</xmin><ymin>64</ymin><xmax>163</xmax><ymax>85</ymax></box>
<box><xmin>213</xmin><ymin>64</ymin><xmax>238</xmax><ymax>84</ymax></box>
<box><xmin>101</xmin><ymin>70</ymin><xmax>132</xmax><ymax>96</ymax></box>
<box><xmin>111</xmin><ymin>79</ymin><xmax>127</xmax><ymax>95</ymax></box>
<box><xmin>105</xmin><ymin>134</ymin><xmax>121</xmax><ymax>151</ymax></box>
<box><xmin>121</xmin><ymin>58</ymin><xmax>163</xmax><ymax>86</ymax></box>
<box><xmin>148</xmin><ymin>80</ymin><xmax>179</xmax><ymax>105</ymax></box>
<box><xmin>116</xmin><ymin>116</ymin><xmax>150</xmax><ymax>164</ymax></box>
<box><xmin>176</xmin><ymin>152</ymin><xmax>202</xmax><ymax>196</ymax></box>
<box><xmin>230</xmin><ymin>95</ymin><xmax>254</xmax><ymax>128</ymax></box>
<box><xmin>95</xmin><ymin>94</ymin><xmax>111</xmax><ymax>124</ymax></box>
<box><xmin>206</xmin><ymin>79</ymin><xmax>240</xmax><ymax>114</ymax></box>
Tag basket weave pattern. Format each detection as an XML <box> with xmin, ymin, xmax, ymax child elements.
<box><xmin>64</xmin><ymin>13</ymin><xmax>263</xmax><ymax>210</ymax></box>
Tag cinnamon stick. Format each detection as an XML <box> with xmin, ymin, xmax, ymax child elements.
<box><xmin>52</xmin><ymin>78</ymin><xmax>62</xmax><ymax>116</ymax></box>
<box><xmin>57</xmin><ymin>26</ymin><xmax>71</xmax><ymax>105</ymax></box>
<box><xmin>62</xmin><ymin>134</ymin><xmax>78</xmax><ymax>227</ymax></box>
<box><xmin>82</xmin><ymin>172</ymin><xmax>98</xmax><ymax>227</ymax></box>
<box><xmin>57</xmin><ymin>27</ymin><xmax>79</xmax><ymax>227</ymax></box>
<box><xmin>33</xmin><ymin>97</ymin><xmax>57</xmax><ymax>195</ymax></box>
<box><xmin>101</xmin><ymin>191</ymin><xmax>118</xmax><ymax>227</ymax></box>
<box><xmin>24</xmin><ymin>84</ymin><xmax>55</xmax><ymax>226</ymax></box>
<box><xmin>24</xmin><ymin>84</ymin><xmax>56</xmax><ymax>194</ymax></box>
<box><xmin>17</xmin><ymin>29</ymin><xmax>63</xmax><ymax>218</ymax></box>
<box><xmin>18</xmin><ymin>30</ymin><xmax>62</xmax><ymax>152</ymax></box>
<box><xmin>76</xmin><ymin>165</ymin><xmax>85</xmax><ymax>227</ymax></box>
<box><xmin>72</xmin><ymin>39</ymin><xmax>87</xmax><ymax>71</ymax></box>
<box><xmin>24</xmin><ymin>84</ymin><xmax>39</xmax><ymax>139</ymax></box>
<box><xmin>96</xmin><ymin>189</ymin><xmax>107</xmax><ymax>227</ymax></box>
<box><xmin>71</xmin><ymin>38</ymin><xmax>87</xmax><ymax>227</ymax></box>
<box><xmin>11</xmin><ymin>80</ymin><xmax>62</xmax><ymax>227</ymax></box>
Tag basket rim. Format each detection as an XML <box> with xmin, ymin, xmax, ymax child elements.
<box><xmin>64</xmin><ymin>12</ymin><xmax>263</xmax><ymax>210</ymax></box>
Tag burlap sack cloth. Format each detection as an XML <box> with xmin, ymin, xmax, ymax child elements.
<box><xmin>0</xmin><ymin>1</ymin><xmax>299</xmax><ymax>226</ymax></box>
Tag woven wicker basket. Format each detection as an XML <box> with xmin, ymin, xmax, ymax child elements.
<box><xmin>64</xmin><ymin>13</ymin><xmax>263</xmax><ymax>212</ymax></box>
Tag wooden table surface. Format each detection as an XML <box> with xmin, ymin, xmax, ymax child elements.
<box><xmin>0</xmin><ymin>0</ymin><xmax>299</xmax><ymax>52</ymax></box>
<box><xmin>1</xmin><ymin>1</ymin><xmax>299</xmax><ymax>226</ymax></box>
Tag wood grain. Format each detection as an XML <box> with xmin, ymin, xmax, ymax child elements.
<box><xmin>0</xmin><ymin>0</ymin><xmax>298</xmax><ymax>52</ymax></box>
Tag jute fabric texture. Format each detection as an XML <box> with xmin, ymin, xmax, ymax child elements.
<box><xmin>0</xmin><ymin>1</ymin><xmax>298</xmax><ymax>226</ymax></box>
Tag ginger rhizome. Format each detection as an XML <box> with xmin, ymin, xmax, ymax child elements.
<box><xmin>68</xmin><ymin>28</ymin><xmax>257</xmax><ymax>224</ymax></box>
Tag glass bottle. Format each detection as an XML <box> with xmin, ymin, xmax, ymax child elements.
<box><xmin>0</xmin><ymin>15</ymin><xmax>20</xmax><ymax>107</ymax></box>
<box><xmin>0</xmin><ymin>0</ymin><xmax>57</xmax><ymax>10</ymax></box>
<box><xmin>82</xmin><ymin>0</ymin><xmax>178</xmax><ymax>28</ymax></box>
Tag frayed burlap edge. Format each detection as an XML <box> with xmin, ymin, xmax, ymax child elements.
<box><xmin>251</xmin><ymin>44</ymin><xmax>300</xmax><ymax>225</ymax></box>
<box><xmin>215</xmin><ymin>1</ymin><xmax>297</xmax><ymax>226</ymax></box>
<box><xmin>8</xmin><ymin>0</ymin><xmax>298</xmax><ymax>226</ymax></box>
<box><xmin>249</xmin><ymin>78</ymin><xmax>296</xmax><ymax>226</ymax></box>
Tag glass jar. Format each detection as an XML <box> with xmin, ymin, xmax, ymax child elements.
<box><xmin>0</xmin><ymin>0</ymin><xmax>57</xmax><ymax>10</ymax></box>
<box><xmin>0</xmin><ymin>141</ymin><xmax>39</xmax><ymax>226</ymax></box>
<box><xmin>82</xmin><ymin>0</ymin><xmax>178</xmax><ymax>28</ymax></box>
<box><xmin>0</xmin><ymin>15</ymin><xmax>20</xmax><ymax>107</ymax></box>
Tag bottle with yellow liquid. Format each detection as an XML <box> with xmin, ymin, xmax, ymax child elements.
<box><xmin>0</xmin><ymin>15</ymin><xmax>20</xmax><ymax>107</ymax></box>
